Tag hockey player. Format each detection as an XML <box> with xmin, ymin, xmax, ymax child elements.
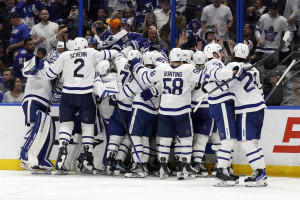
<box><xmin>123</xmin><ymin>51</ymin><xmax>161</xmax><ymax>178</ymax></box>
<box><xmin>46</xmin><ymin>37</ymin><xmax>117</xmax><ymax>174</ymax></box>
<box><xmin>129</xmin><ymin>48</ymin><xmax>201</xmax><ymax>180</ymax></box>
<box><xmin>229</xmin><ymin>43</ymin><xmax>267</xmax><ymax>187</ymax></box>
<box><xmin>20</xmin><ymin>54</ymin><xmax>55</xmax><ymax>173</ymax></box>
<box><xmin>201</xmin><ymin>43</ymin><xmax>241</xmax><ymax>186</ymax></box>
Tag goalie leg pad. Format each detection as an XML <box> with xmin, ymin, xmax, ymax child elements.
<box><xmin>193</xmin><ymin>134</ymin><xmax>209</xmax><ymax>163</ymax></box>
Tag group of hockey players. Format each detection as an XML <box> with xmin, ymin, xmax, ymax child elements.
<box><xmin>18</xmin><ymin>35</ymin><xmax>269</xmax><ymax>187</ymax></box>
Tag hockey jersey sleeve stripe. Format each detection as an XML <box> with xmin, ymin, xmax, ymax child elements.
<box><xmin>156</xmin><ymin>144</ymin><xmax>171</xmax><ymax>148</ymax></box>
<box><xmin>63</xmin><ymin>85</ymin><xmax>93</xmax><ymax>90</ymax></box>
<box><xmin>159</xmin><ymin>105</ymin><xmax>191</xmax><ymax>112</ymax></box>
<box><xmin>49</xmin><ymin>68</ymin><xmax>58</xmax><ymax>76</ymax></box>
<box><xmin>23</xmin><ymin>94</ymin><xmax>50</xmax><ymax>104</ymax></box>
<box><xmin>214</xmin><ymin>68</ymin><xmax>221</xmax><ymax>82</ymax></box>
<box><xmin>193</xmin><ymin>150</ymin><xmax>205</xmax><ymax>153</ymax></box>
<box><xmin>208</xmin><ymin>92</ymin><xmax>235</xmax><ymax>100</ymax></box>
<box><xmin>46</xmin><ymin>72</ymin><xmax>55</xmax><ymax>79</ymax></box>
<box><xmin>235</xmin><ymin>101</ymin><xmax>265</xmax><ymax>110</ymax></box>
<box><xmin>117</xmin><ymin>100</ymin><xmax>132</xmax><ymax>108</ymax></box>
<box><xmin>83</xmin><ymin>142</ymin><xmax>94</xmax><ymax>145</ymax></box>
<box><xmin>103</xmin><ymin>50</ymin><xmax>107</xmax><ymax>60</ymax></box>
<box><xmin>123</xmin><ymin>87</ymin><xmax>130</xmax><ymax>97</ymax></box>
<box><xmin>133</xmin><ymin>102</ymin><xmax>157</xmax><ymax>111</ymax></box>
<box><xmin>141</xmin><ymin>71</ymin><xmax>147</xmax><ymax>84</ymax></box>
<box><xmin>174</xmin><ymin>145</ymin><xmax>193</xmax><ymax>148</ymax></box>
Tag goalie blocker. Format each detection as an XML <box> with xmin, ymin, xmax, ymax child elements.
<box><xmin>20</xmin><ymin>110</ymin><xmax>56</xmax><ymax>171</ymax></box>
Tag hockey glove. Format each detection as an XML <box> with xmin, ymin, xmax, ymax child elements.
<box><xmin>141</xmin><ymin>86</ymin><xmax>158</xmax><ymax>101</ymax></box>
<box><xmin>233</xmin><ymin>66</ymin><xmax>248</xmax><ymax>81</ymax></box>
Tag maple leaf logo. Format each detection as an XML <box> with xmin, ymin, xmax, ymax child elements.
<box><xmin>264</xmin><ymin>26</ymin><xmax>278</xmax><ymax>42</ymax></box>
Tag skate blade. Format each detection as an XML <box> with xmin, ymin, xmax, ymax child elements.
<box><xmin>31</xmin><ymin>169</ymin><xmax>52</xmax><ymax>174</ymax></box>
<box><xmin>20</xmin><ymin>162</ymin><xmax>32</xmax><ymax>171</ymax></box>
<box><xmin>160</xmin><ymin>173</ymin><xmax>168</xmax><ymax>179</ymax></box>
<box><xmin>214</xmin><ymin>179</ymin><xmax>236</xmax><ymax>187</ymax></box>
<box><xmin>125</xmin><ymin>172</ymin><xmax>145</xmax><ymax>178</ymax></box>
<box><xmin>178</xmin><ymin>173</ymin><xmax>195</xmax><ymax>180</ymax></box>
<box><xmin>245</xmin><ymin>179</ymin><xmax>268</xmax><ymax>187</ymax></box>
<box><xmin>55</xmin><ymin>170</ymin><xmax>68</xmax><ymax>175</ymax></box>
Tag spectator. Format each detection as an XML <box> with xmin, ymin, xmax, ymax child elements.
<box><xmin>108</xmin><ymin>0</ymin><xmax>127</xmax><ymax>16</ymax></box>
<box><xmin>243</xmin><ymin>23</ymin><xmax>257</xmax><ymax>61</ymax></box>
<box><xmin>263</xmin><ymin>71</ymin><xmax>284</xmax><ymax>106</ymax></box>
<box><xmin>0</xmin><ymin>60</ymin><xmax>6</xmax><ymax>84</ymax></box>
<box><xmin>30</xmin><ymin>8</ymin><xmax>58</xmax><ymax>54</ymax></box>
<box><xmin>96</xmin><ymin>17</ymin><xmax>128</xmax><ymax>50</ymax></box>
<box><xmin>12</xmin><ymin>37</ymin><xmax>35</xmax><ymax>80</ymax></box>
<box><xmin>176</xmin><ymin>0</ymin><xmax>187</xmax><ymax>15</ymax></box>
<box><xmin>6</xmin><ymin>12</ymin><xmax>30</xmax><ymax>55</ymax></box>
<box><xmin>283</xmin><ymin>0</ymin><xmax>298</xmax><ymax>32</ymax></box>
<box><xmin>97</xmin><ymin>8</ymin><xmax>108</xmax><ymax>21</ymax></box>
<box><xmin>141</xmin><ymin>12</ymin><xmax>157</xmax><ymax>38</ymax></box>
<box><xmin>88</xmin><ymin>37</ymin><xmax>98</xmax><ymax>49</ymax></box>
<box><xmin>12</xmin><ymin>0</ymin><xmax>43</xmax><ymax>30</ymax></box>
<box><xmin>60</xmin><ymin>6</ymin><xmax>92</xmax><ymax>40</ymax></box>
<box><xmin>245</xmin><ymin>0</ymin><xmax>268</xmax><ymax>25</ymax></box>
<box><xmin>49</xmin><ymin>24</ymin><xmax>74</xmax><ymax>51</ymax></box>
<box><xmin>0</xmin><ymin>0</ymin><xmax>15</xmax><ymax>43</ymax></box>
<box><xmin>134</xmin><ymin>0</ymin><xmax>159</xmax><ymax>29</ymax></box>
<box><xmin>0</xmin><ymin>90</ymin><xmax>3</xmax><ymax>103</ymax></box>
<box><xmin>255</xmin><ymin>2</ymin><xmax>293</xmax><ymax>63</ymax></box>
<box><xmin>2</xmin><ymin>77</ymin><xmax>24</xmax><ymax>103</ymax></box>
<box><xmin>0</xmin><ymin>69</ymin><xmax>14</xmax><ymax>93</ymax></box>
<box><xmin>144</xmin><ymin>25</ymin><xmax>170</xmax><ymax>52</ymax></box>
<box><xmin>0</xmin><ymin>40</ymin><xmax>10</xmax><ymax>67</ymax></box>
<box><xmin>186</xmin><ymin>6</ymin><xmax>203</xmax><ymax>38</ymax></box>
<box><xmin>42</xmin><ymin>0</ymin><xmax>67</xmax><ymax>23</ymax></box>
<box><xmin>201</xmin><ymin>0</ymin><xmax>233</xmax><ymax>41</ymax></box>
<box><xmin>36</xmin><ymin>47</ymin><xmax>47</xmax><ymax>59</ymax></box>
<box><xmin>154</xmin><ymin>0</ymin><xmax>171</xmax><ymax>29</ymax></box>
<box><xmin>175</xmin><ymin>15</ymin><xmax>187</xmax><ymax>41</ymax></box>
<box><xmin>92</xmin><ymin>19</ymin><xmax>111</xmax><ymax>42</ymax></box>
<box><xmin>46</xmin><ymin>41</ymin><xmax>64</xmax><ymax>65</ymax></box>
<box><xmin>123</xmin><ymin>7</ymin><xmax>133</xmax><ymax>19</ymax></box>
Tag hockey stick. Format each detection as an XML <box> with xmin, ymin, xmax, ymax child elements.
<box><xmin>193</xmin><ymin>31</ymin><xmax>291</xmax><ymax>113</ymax></box>
<box><xmin>223</xmin><ymin>40</ymin><xmax>232</xmax><ymax>65</ymax></box>
<box><xmin>265</xmin><ymin>59</ymin><xmax>297</xmax><ymax>102</ymax></box>
<box><xmin>114</xmin><ymin>101</ymin><xmax>146</xmax><ymax>173</ymax></box>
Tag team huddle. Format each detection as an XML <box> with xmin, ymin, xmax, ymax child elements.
<box><xmin>18</xmin><ymin>37</ymin><xmax>267</xmax><ymax>187</ymax></box>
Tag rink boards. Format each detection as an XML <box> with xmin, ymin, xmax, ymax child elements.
<box><xmin>0</xmin><ymin>104</ymin><xmax>300</xmax><ymax>177</ymax></box>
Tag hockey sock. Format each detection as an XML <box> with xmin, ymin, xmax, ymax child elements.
<box><xmin>59</xmin><ymin>122</ymin><xmax>74</xmax><ymax>146</ymax></box>
<box><xmin>116</xmin><ymin>134</ymin><xmax>131</xmax><ymax>161</ymax></box>
<box><xmin>106</xmin><ymin>135</ymin><xmax>123</xmax><ymax>158</ymax></box>
<box><xmin>81</xmin><ymin>123</ymin><xmax>94</xmax><ymax>151</ymax></box>
<box><xmin>148</xmin><ymin>137</ymin><xmax>157</xmax><ymax>165</ymax></box>
<box><xmin>174</xmin><ymin>137</ymin><xmax>182</xmax><ymax>162</ymax></box>
<box><xmin>217</xmin><ymin>139</ymin><xmax>236</xmax><ymax>168</ymax></box>
<box><xmin>240</xmin><ymin>140</ymin><xmax>265</xmax><ymax>170</ymax></box>
<box><xmin>142</xmin><ymin>136</ymin><xmax>150</xmax><ymax>163</ymax></box>
<box><xmin>157</xmin><ymin>137</ymin><xmax>173</xmax><ymax>162</ymax></box>
<box><xmin>255</xmin><ymin>139</ymin><xmax>266</xmax><ymax>169</ymax></box>
<box><xmin>179</xmin><ymin>136</ymin><xmax>193</xmax><ymax>163</ymax></box>
<box><xmin>131</xmin><ymin>135</ymin><xmax>143</xmax><ymax>163</ymax></box>
<box><xmin>193</xmin><ymin>134</ymin><xmax>209</xmax><ymax>163</ymax></box>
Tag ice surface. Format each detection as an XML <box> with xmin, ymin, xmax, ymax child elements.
<box><xmin>0</xmin><ymin>171</ymin><xmax>299</xmax><ymax>200</ymax></box>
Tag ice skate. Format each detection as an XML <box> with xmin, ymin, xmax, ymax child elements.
<box><xmin>20</xmin><ymin>161</ymin><xmax>32</xmax><ymax>171</ymax></box>
<box><xmin>113</xmin><ymin>160</ymin><xmax>128</xmax><ymax>176</ymax></box>
<box><xmin>210</xmin><ymin>166</ymin><xmax>217</xmax><ymax>177</ymax></box>
<box><xmin>214</xmin><ymin>168</ymin><xmax>236</xmax><ymax>187</ymax></box>
<box><xmin>31</xmin><ymin>166</ymin><xmax>52</xmax><ymax>174</ymax></box>
<box><xmin>173</xmin><ymin>156</ymin><xmax>183</xmax><ymax>177</ymax></box>
<box><xmin>193</xmin><ymin>162</ymin><xmax>209</xmax><ymax>177</ymax></box>
<box><xmin>106</xmin><ymin>152</ymin><xmax>116</xmax><ymax>175</ymax></box>
<box><xmin>125</xmin><ymin>163</ymin><xmax>146</xmax><ymax>178</ymax></box>
<box><xmin>159</xmin><ymin>157</ymin><xmax>170</xmax><ymax>179</ymax></box>
<box><xmin>245</xmin><ymin>169</ymin><xmax>268</xmax><ymax>187</ymax></box>
<box><xmin>228</xmin><ymin>167</ymin><xmax>239</xmax><ymax>184</ymax></box>
<box><xmin>82</xmin><ymin>145</ymin><xmax>96</xmax><ymax>174</ymax></box>
<box><xmin>178</xmin><ymin>158</ymin><xmax>197</xmax><ymax>180</ymax></box>
<box><xmin>55</xmin><ymin>142</ymin><xmax>68</xmax><ymax>175</ymax></box>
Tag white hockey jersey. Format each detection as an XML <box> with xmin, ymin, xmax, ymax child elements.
<box><xmin>133</xmin><ymin>62</ymin><xmax>202</xmax><ymax>115</ymax></box>
<box><xmin>46</xmin><ymin>48</ymin><xmax>117</xmax><ymax>94</ymax></box>
<box><xmin>228</xmin><ymin>62</ymin><xmax>266</xmax><ymax>114</ymax></box>
<box><xmin>203</xmin><ymin>58</ymin><xmax>235</xmax><ymax>104</ymax></box>
<box><xmin>191</xmin><ymin>70</ymin><xmax>209</xmax><ymax>108</ymax></box>
<box><xmin>255</xmin><ymin>13</ymin><xmax>294</xmax><ymax>53</ymax></box>
<box><xmin>22</xmin><ymin>60</ymin><xmax>52</xmax><ymax>107</ymax></box>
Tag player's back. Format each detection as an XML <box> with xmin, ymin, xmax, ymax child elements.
<box><xmin>59</xmin><ymin>48</ymin><xmax>100</xmax><ymax>94</ymax></box>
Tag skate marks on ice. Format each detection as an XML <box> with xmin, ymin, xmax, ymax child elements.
<box><xmin>0</xmin><ymin>171</ymin><xmax>299</xmax><ymax>200</ymax></box>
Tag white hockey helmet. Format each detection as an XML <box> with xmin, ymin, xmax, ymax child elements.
<box><xmin>143</xmin><ymin>51</ymin><xmax>155</xmax><ymax>66</ymax></box>
<box><xmin>204</xmin><ymin>43</ymin><xmax>222</xmax><ymax>59</ymax></box>
<box><xmin>73</xmin><ymin>37</ymin><xmax>88</xmax><ymax>50</ymax></box>
<box><xmin>193</xmin><ymin>51</ymin><xmax>206</xmax><ymax>65</ymax></box>
<box><xmin>96</xmin><ymin>60</ymin><xmax>110</xmax><ymax>76</ymax></box>
<box><xmin>127</xmin><ymin>50</ymin><xmax>142</xmax><ymax>61</ymax></box>
<box><xmin>181</xmin><ymin>50</ymin><xmax>193</xmax><ymax>63</ymax></box>
<box><xmin>169</xmin><ymin>48</ymin><xmax>182</xmax><ymax>62</ymax></box>
<box><xmin>233</xmin><ymin>43</ymin><xmax>250</xmax><ymax>59</ymax></box>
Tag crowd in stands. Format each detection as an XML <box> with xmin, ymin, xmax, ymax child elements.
<box><xmin>0</xmin><ymin>0</ymin><xmax>299</xmax><ymax>105</ymax></box>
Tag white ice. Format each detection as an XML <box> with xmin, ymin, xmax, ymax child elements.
<box><xmin>0</xmin><ymin>171</ymin><xmax>299</xmax><ymax>200</ymax></box>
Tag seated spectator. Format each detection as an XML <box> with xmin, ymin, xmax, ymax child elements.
<box><xmin>42</xmin><ymin>0</ymin><xmax>67</xmax><ymax>23</ymax></box>
<box><xmin>154</xmin><ymin>0</ymin><xmax>171</xmax><ymax>29</ymax></box>
<box><xmin>30</xmin><ymin>7</ymin><xmax>58</xmax><ymax>54</ymax></box>
<box><xmin>12</xmin><ymin>0</ymin><xmax>43</xmax><ymax>30</ymax></box>
<box><xmin>0</xmin><ymin>69</ymin><xmax>14</xmax><ymax>94</ymax></box>
<box><xmin>2</xmin><ymin>77</ymin><xmax>24</xmax><ymax>103</ymax></box>
<box><xmin>186</xmin><ymin>6</ymin><xmax>203</xmax><ymax>38</ymax></box>
<box><xmin>6</xmin><ymin>12</ymin><xmax>30</xmax><ymax>55</ymax></box>
<box><xmin>0</xmin><ymin>40</ymin><xmax>10</xmax><ymax>67</ymax></box>
<box><xmin>12</xmin><ymin>37</ymin><xmax>35</xmax><ymax>80</ymax></box>
<box><xmin>141</xmin><ymin>12</ymin><xmax>157</xmax><ymax>38</ymax></box>
<box><xmin>0</xmin><ymin>0</ymin><xmax>16</xmax><ymax>43</ymax></box>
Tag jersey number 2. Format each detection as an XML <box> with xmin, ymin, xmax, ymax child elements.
<box><xmin>74</xmin><ymin>58</ymin><xmax>84</xmax><ymax>78</ymax></box>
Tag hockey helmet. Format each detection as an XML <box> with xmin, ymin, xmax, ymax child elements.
<box><xmin>181</xmin><ymin>50</ymin><xmax>193</xmax><ymax>63</ymax></box>
<box><xmin>73</xmin><ymin>37</ymin><xmax>88</xmax><ymax>50</ymax></box>
<box><xmin>204</xmin><ymin>43</ymin><xmax>222</xmax><ymax>59</ymax></box>
<box><xmin>96</xmin><ymin>60</ymin><xmax>110</xmax><ymax>76</ymax></box>
<box><xmin>127</xmin><ymin>50</ymin><xmax>142</xmax><ymax>61</ymax></box>
<box><xmin>233</xmin><ymin>43</ymin><xmax>250</xmax><ymax>59</ymax></box>
<box><xmin>143</xmin><ymin>51</ymin><xmax>155</xmax><ymax>66</ymax></box>
<box><xmin>169</xmin><ymin>48</ymin><xmax>182</xmax><ymax>62</ymax></box>
<box><xmin>193</xmin><ymin>50</ymin><xmax>206</xmax><ymax>65</ymax></box>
